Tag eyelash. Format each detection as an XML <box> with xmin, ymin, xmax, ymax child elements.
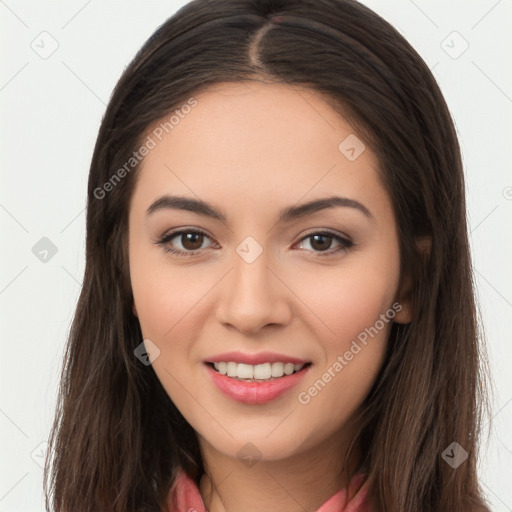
<box><xmin>154</xmin><ymin>228</ymin><xmax>354</xmax><ymax>258</ymax></box>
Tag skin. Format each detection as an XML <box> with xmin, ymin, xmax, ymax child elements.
<box><xmin>128</xmin><ymin>81</ymin><xmax>412</xmax><ymax>512</ymax></box>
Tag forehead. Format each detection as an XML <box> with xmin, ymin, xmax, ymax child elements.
<box><xmin>132</xmin><ymin>81</ymin><xmax>387</xmax><ymax>220</ymax></box>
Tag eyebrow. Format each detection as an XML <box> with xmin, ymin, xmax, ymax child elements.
<box><xmin>146</xmin><ymin>194</ymin><xmax>373</xmax><ymax>222</ymax></box>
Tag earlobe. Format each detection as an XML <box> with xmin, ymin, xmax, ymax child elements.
<box><xmin>393</xmin><ymin>301</ymin><xmax>412</xmax><ymax>324</ymax></box>
<box><xmin>393</xmin><ymin>277</ymin><xmax>413</xmax><ymax>324</ymax></box>
<box><xmin>415</xmin><ymin>236</ymin><xmax>432</xmax><ymax>257</ymax></box>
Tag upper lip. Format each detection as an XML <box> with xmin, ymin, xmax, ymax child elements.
<box><xmin>205</xmin><ymin>351</ymin><xmax>310</xmax><ymax>365</ymax></box>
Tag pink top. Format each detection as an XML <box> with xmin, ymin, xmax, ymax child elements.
<box><xmin>167</xmin><ymin>470</ymin><xmax>371</xmax><ymax>512</ymax></box>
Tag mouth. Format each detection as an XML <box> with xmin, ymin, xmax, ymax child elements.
<box><xmin>204</xmin><ymin>360</ymin><xmax>313</xmax><ymax>404</ymax></box>
<box><xmin>205</xmin><ymin>361</ymin><xmax>313</xmax><ymax>382</ymax></box>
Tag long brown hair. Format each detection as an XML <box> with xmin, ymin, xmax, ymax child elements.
<box><xmin>44</xmin><ymin>1</ymin><xmax>492</xmax><ymax>510</ymax></box>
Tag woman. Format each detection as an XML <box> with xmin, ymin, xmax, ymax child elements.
<box><xmin>44</xmin><ymin>1</ymin><xmax>492</xmax><ymax>510</ymax></box>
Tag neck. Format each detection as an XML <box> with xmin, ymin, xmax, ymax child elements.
<box><xmin>197</xmin><ymin>428</ymin><xmax>361</xmax><ymax>512</ymax></box>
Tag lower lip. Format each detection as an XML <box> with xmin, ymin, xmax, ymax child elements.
<box><xmin>205</xmin><ymin>363</ymin><xmax>311</xmax><ymax>404</ymax></box>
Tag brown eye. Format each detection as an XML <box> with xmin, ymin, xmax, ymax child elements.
<box><xmin>297</xmin><ymin>231</ymin><xmax>354</xmax><ymax>256</ymax></box>
<box><xmin>180</xmin><ymin>232</ymin><xmax>204</xmax><ymax>251</ymax></box>
<box><xmin>156</xmin><ymin>229</ymin><xmax>215</xmax><ymax>256</ymax></box>
<box><xmin>309</xmin><ymin>234</ymin><xmax>333</xmax><ymax>252</ymax></box>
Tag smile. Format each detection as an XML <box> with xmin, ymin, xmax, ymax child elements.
<box><xmin>208</xmin><ymin>361</ymin><xmax>308</xmax><ymax>381</ymax></box>
<box><xmin>204</xmin><ymin>362</ymin><xmax>312</xmax><ymax>404</ymax></box>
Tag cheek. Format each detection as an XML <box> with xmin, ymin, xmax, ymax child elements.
<box><xmin>129</xmin><ymin>254</ymin><xmax>211</xmax><ymax>417</ymax></box>
<box><xmin>288</xmin><ymin>253</ymin><xmax>399</xmax><ymax>443</ymax></box>
<box><xmin>130</xmin><ymin>244</ymin><xmax>211</xmax><ymax>342</ymax></box>
<box><xmin>129</xmin><ymin>249</ymin><xmax>223</xmax><ymax>411</ymax></box>
<box><xmin>292</xmin><ymin>278</ymin><xmax>394</xmax><ymax>447</ymax></box>
<box><xmin>288</xmin><ymin>253</ymin><xmax>400</xmax><ymax>351</ymax></box>
<box><xmin>294</xmin><ymin>344</ymin><xmax>384</xmax><ymax>452</ymax></box>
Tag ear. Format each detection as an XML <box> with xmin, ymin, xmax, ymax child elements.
<box><xmin>132</xmin><ymin>301</ymin><xmax>138</xmax><ymax>317</ymax></box>
<box><xmin>393</xmin><ymin>236</ymin><xmax>431</xmax><ymax>324</ymax></box>
<box><xmin>393</xmin><ymin>274</ymin><xmax>413</xmax><ymax>324</ymax></box>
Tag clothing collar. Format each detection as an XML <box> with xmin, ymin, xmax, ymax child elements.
<box><xmin>167</xmin><ymin>470</ymin><xmax>370</xmax><ymax>511</ymax></box>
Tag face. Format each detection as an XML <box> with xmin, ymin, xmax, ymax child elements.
<box><xmin>128</xmin><ymin>81</ymin><xmax>411</xmax><ymax>463</ymax></box>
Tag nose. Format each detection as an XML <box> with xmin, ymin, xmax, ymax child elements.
<box><xmin>215</xmin><ymin>249</ymin><xmax>292</xmax><ymax>336</ymax></box>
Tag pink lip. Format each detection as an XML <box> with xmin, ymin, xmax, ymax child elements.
<box><xmin>204</xmin><ymin>363</ymin><xmax>312</xmax><ymax>404</ymax></box>
<box><xmin>205</xmin><ymin>351</ymin><xmax>309</xmax><ymax>365</ymax></box>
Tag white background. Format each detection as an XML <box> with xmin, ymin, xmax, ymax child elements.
<box><xmin>0</xmin><ymin>1</ymin><xmax>511</xmax><ymax>510</ymax></box>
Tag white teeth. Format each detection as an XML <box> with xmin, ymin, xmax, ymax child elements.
<box><xmin>283</xmin><ymin>363</ymin><xmax>295</xmax><ymax>375</ymax></box>
<box><xmin>226</xmin><ymin>361</ymin><xmax>238</xmax><ymax>377</ymax></box>
<box><xmin>271</xmin><ymin>362</ymin><xmax>284</xmax><ymax>377</ymax></box>
<box><xmin>237</xmin><ymin>363</ymin><xmax>253</xmax><ymax>379</ymax></box>
<box><xmin>254</xmin><ymin>363</ymin><xmax>272</xmax><ymax>379</ymax></box>
<box><xmin>211</xmin><ymin>361</ymin><xmax>307</xmax><ymax>380</ymax></box>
